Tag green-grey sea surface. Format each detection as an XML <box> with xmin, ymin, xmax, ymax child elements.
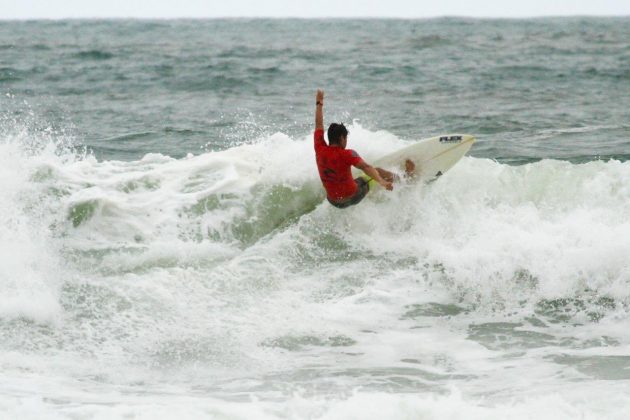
<box><xmin>1</xmin><ymin>18</ymin><xmax>630</xmax><ymax>420</ymax></box>
<box><xmin>2</xmin><ymin>18</ymin><xmax>630</xmax><ymax>162</ymax></box>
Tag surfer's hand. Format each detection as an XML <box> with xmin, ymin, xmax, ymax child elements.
<box><xmin>316</xmin><ymin>89</ymin><xmax>324</xmax><ymax>103</ymax></box>
<box><xmin>381</xmin><ymin>180</ymin><xmax>393</xmax><ymax>191</ymax></box>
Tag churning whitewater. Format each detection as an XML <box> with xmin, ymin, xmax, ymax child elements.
<box><xmin>2</xmin><ymin>120</ymin><xmax>630</xmax><ymax>419</ymax></box>
<box><xmin>2</xmin><ymin>17</ymin><xmax>630</xmax><ymax>420</ymax></box>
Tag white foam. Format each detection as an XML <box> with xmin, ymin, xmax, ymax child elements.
<box><xmin>2</xmin><ymin>385</ymin><xmax>629</xmax><ymax>420</ymax></box>
<box><xmin>3</xmin><ymin>121</ymin><xmax>630</xmax><ymax>418</ymax></box>
<box><xmin>0</xmin><ymin>132</ymin><xmax>65</xmax><ymax>324</ymax></box>
<box><xmin>329</xmin><ymin>155</ymin><xmax>630</xmax><ymax>308</ymax></box>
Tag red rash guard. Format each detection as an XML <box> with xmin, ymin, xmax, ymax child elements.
<box><xmin>314</xmin><ymin>129</ymin><xmax>364</xmax><ymax>201</ymax></box>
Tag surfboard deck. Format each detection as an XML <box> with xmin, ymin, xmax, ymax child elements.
<box><xmin>353</xmin><ymin>134</ymin><xmax>475</xmax><ymax>188</ymax></box>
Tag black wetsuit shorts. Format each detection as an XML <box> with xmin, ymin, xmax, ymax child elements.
<box><xmin>327</xmin><ymin>177</ymin><xmax>370</xmax><ymax>209</ymax></box>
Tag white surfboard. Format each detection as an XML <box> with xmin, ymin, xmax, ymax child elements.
<box><xmin>353</xmin><ymin>134</ymin><xmax>475</xmax><ymax>186</ymax></box>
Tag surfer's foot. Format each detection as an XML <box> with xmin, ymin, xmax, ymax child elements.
<box><xmin>404</xmin><ymin>159</ymin><xmax>416</xmax><ymax>177</ymax></box>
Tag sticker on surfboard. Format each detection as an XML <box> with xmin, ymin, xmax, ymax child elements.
<box><xmin>439</xmin><ymin>135</ymin><xmax>463</xmax><ymax>143</ymax></box>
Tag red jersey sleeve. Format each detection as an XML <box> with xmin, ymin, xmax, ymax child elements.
<box><xmin>314</xmin><ymin>129</ymin><xmax>326</xmax><ymax>150</ymax></box>
<box><xmin>344</xmin><ymin>149</ymin><xmax>363</xmax><ymax>166</ymax></box>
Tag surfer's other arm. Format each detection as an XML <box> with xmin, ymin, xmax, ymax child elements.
<box><xmin>315</xmin><ymin>89</ymin><xmax>324</xmax><ymax>130</ymax></box>
<box><xmin>355</xmin><ymin>161</ymin><xmax>394</xmax><ymax>191</ymax></box>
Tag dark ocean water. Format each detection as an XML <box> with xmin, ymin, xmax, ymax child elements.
<box><xmin>1</xmin><ymin>18</ymin><xmax>630</xmax><ymax>420</ymax></box>
<box><xmin>1</xmin><ymin>18</ymin><xmax>629</xmax><ymax>162</ymax></box>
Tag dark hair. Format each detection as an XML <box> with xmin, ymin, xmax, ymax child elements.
<box><xmin>327</xmin><ymin>123</ymin><xmax>348</xmax><ymax>145</ymax></box>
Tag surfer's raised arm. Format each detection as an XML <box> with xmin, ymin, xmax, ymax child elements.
<box><xmin>315</xmin><ymin>89</ymin><xmax>324</xmax><ymax>130</ymax></box>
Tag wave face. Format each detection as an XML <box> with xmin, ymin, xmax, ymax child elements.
<box><xmin>2</xmin><ymin>116</ymin><xmax>630</xmax><ymax>418</ymax></box>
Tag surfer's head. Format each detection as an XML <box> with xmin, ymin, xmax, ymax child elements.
<box><xmin>327</xmin><ymin>123</ymin><xmax>348</xmax><ymax>148</ymax></box>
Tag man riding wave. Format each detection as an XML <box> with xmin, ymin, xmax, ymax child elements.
<box><xmin>313</xmin><ymin>89</ymin><xmax>413</xmax><ymax>208</ymax></box>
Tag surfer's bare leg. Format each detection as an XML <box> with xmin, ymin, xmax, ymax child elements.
<box><xmin>376</xmin><ymin>167</ymin><xmax>398</xmax><ymax>183</ymax></box>
<box><xmin>356</xmin><ymin>162</ymin><xmax>393</xmax><ymax>190</ymax></box>
<box><xmin>375</xmin><ymin>162</ymin><xmax>415</xmax><ymax>182</ymax></box>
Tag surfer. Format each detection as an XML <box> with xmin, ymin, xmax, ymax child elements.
<box><xmin>314</xmin><ymin>89</ymin><xmax>413</xmax><ymax>208</ymax></box>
